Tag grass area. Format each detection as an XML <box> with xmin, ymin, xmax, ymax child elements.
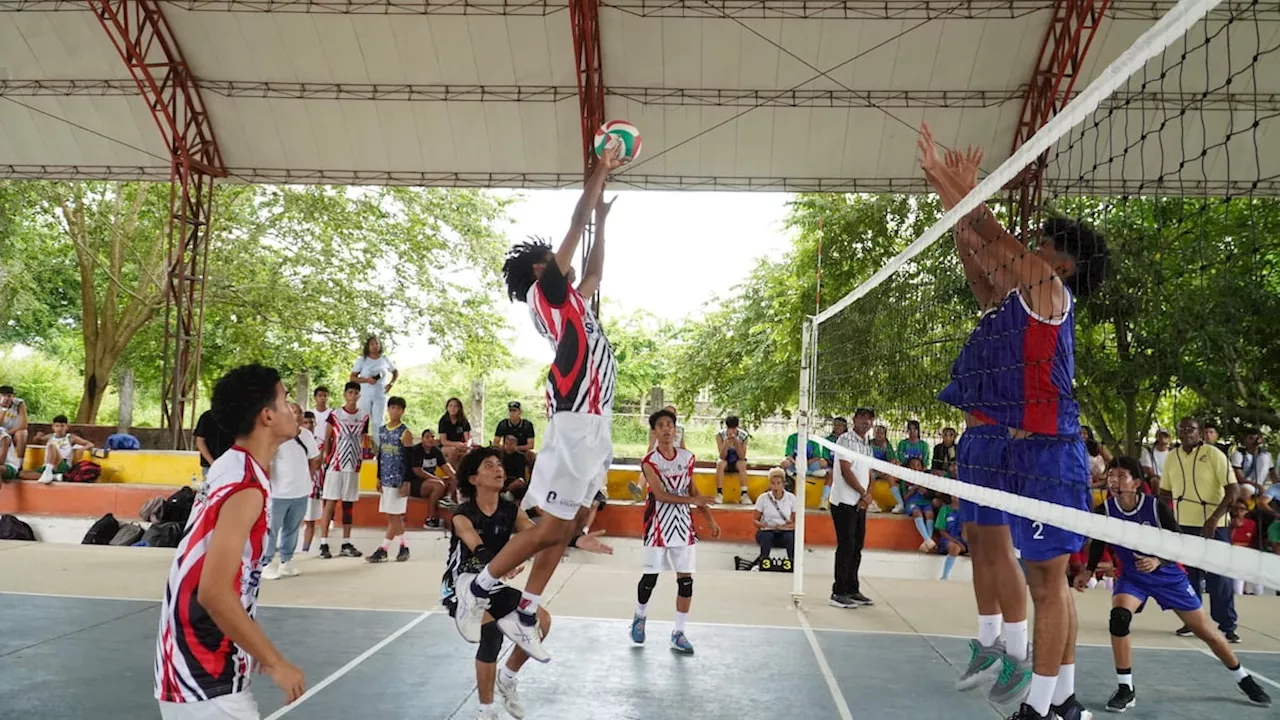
<box><xmin>610</xmin><ymin>414</ymin><xmax>788</xmax><ymax>462</ymax></box>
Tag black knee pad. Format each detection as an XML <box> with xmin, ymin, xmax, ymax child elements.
<box><xmin>341</xmin><ymin>501</ymin><xmax>354</xmax><ymax>525</ymax></box>
<box><xmin>638</xmin><ymin>573</ymin><xmax>659</xmax><ymax>604</ymax></box>
<box><xmin>477</xmin><ymin>622</ymin><xmax>503</xmax><ymax>663</ymax></box>
<box><xmin>1109</xmin><ymin>607</ymin><xmax>1133</xmax><ymax>637</ymax></box>
<box><xmin>676</xmin><ymin>576</ymin><xmax>694</xmax><ymax>598</ymax></box>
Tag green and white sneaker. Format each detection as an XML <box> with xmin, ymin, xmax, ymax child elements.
<box><xmin>988</xmin><ymin>650</ymin><xmax>1033</xmax><ymax>706</ymax></box>
<box><xmin>955</xmin><ymin>638</ymin><xmax>1006</xmax><ymax>691</ymax></box>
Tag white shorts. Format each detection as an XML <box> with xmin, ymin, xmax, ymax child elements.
<box><xmin>522</xmin><ymin>412</ymin><xmax>613</xmax><ymax>521</ymax></box>
<box><xmin>322</xmin><ymin>470</ymin><xmax>360</xmax><ymax>502</ymax></box>
<box><xmin>379</xmin><ymin>485</ymin><xmax>408</xmax><ymax>515</ymax></box>
<box><xmin>159</xmin><ymin>691</ymin><xmax>259</xmax><ymax>720</ymax></box>
<box><xmin>642</xmin><ymin>545</ymin><xmax>697</xmax><ymax>574</ymax></box>
<box><xmin>305</xmin><ymin>497</ymin><xmax>325</xmax><ymax>522</ymax></box>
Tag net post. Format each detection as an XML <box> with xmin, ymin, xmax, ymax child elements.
<box><xmin>792</xmin><ymin>316</ymin><xmax>816</xmax><ymax>607</ymax></box>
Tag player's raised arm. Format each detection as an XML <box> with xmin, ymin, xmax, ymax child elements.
<box><xmin>555</xmin><ymin>145</ymin><xmax>623</xmax><ymax>275</ymax></box>
<box><xmin>576</xmin><ymin>195</ymin><xmax>614</xmax><ymax>300</ymax></box>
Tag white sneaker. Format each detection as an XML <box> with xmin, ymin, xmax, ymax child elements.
<box><xmin>279</xmin><ymin>561</ymin><xmax>300</xmax><ymax>577</ymax></box>
<box><xmin>739</xmin><ymin>492</ymin><xmax>752</xmax><ymax>504</ymax></box>
<box><xmin>475</xmin><ymin>704</ymin><xmax>501</xmax><ymax>720</ymax></box>
<box><xmin>453</xmin><ymin>573</ymin><xmax>489</xmax><ymax>643</ymax></box>
<box><xmin>38</xmin><ymin>467</ymin><xmax>54</xmax><ymax>484</ymax></box>
<box><xmin>868</xmin><ymin>501</ymin><xmax>883</xmax><ymax>513</ymax></box>
<box><xmin>891</xmin><ymin>504</ymin><xmax>905</xmax><ymax>514</ymax></box>
<box><xmin>261</xmin><ymin>560</ymin><xmax>281</xmax><ymax>580</ymax></box>
<box><xmin>496</xmin><ymin>672</ymin><xmax>525</xmax><ymax>719</ymax></box>
<box><xmin>497</xmin><ymin>612</ymin><xmax>550</xmax><ymax>663</ymax></box>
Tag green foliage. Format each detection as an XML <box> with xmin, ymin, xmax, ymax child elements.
<box><xmin>601</xmin><ymin>305</ymin><xmax>678</xmax><ymax>405</ymax></box>
<box><xmin>0</xmin><ymin>348</ymin><xmax>82</xmax><ymax>422</ymax></box>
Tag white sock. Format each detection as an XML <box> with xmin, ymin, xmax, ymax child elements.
<box><xmin>978</xmin><ymin>614</ymin><xmax>1003</xmax><ymax>646</ymax></box>
<box><xmin>1005</xmin><ymin>619</ymin><xmax>1029</xmax><ymax>661</ymax></box>
<box><xmin>518</xmin><ymin>591</ymin><xmax>541</xmax><ymax>616</ymax></box>
<box><xmin>395</xmin><ymin>535</ymin><xmax>405</xmax><ymax>547</ymax></box>
<box><xmin>1052</xmin><ymin>663</ymin><xmax>1075</xmax><ymax>705</ymax></box>
<box><xmin>674</xmin><ymin>611</ymin><xmax>688</xmax><ymax>633</ymax></box>
<box><xmin>1230</xmin><ymin>664</ymin><xmax>1249</xmax><ymax>682</ymax></box>
<box><xmin>1117</xmin><ymin>671</ymin><xmax>1133</xmax><ymax>688</ymax></box>
<box><xmin>635</xmin><ymin>603</ymin><xmax>648</xmax><ymax>618</ymax></box>
<box><xmin>475</xmin><ymin>567</ymin><xmax>500</xmax><ymax>591</ymax></box>
<box><xmin>499</xmin><ymin>666</ymin><xmax>518</xmax><ymax>684</ymax></box>
<box><xmin>478</xmin><ymin>702</ymin><xmax>494</xmax><ymax>712</ymax></box>
<box><xmin>1028</xmin><ymin>673</ymin><xmax>1058</xmax><ymax>717</ymax></box>
<box><xmin>380</xmin><ymin>538</ymin><xmax>390</xmax><ymax>550</ymax></box>
<box><xmin>320</xmin><ymin>539</ymin><xmax>329</xmax><ymax>547</ymax></box>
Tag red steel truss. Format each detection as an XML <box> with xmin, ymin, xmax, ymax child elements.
<box><xmin>89</xmin><ymin>0</ymin><xmax>226</xmax><ymax>448</ymax></box>
<box><xmin>1007</xmin><ymin>0</ymin><xmax>1110</xmax><ymax>237</ymax></box>
<box><xmin>569</xmin><ymin>0</ymin><xmax>606</xmax><ymax>315</ymax></box>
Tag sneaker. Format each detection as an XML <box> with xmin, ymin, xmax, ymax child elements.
<box><xmin>475</xmin><ymin>705</ymin><xmax>501</xmax><ymax>720</ymax></box>
<box><xmin>497</xmin><ymin>611</ymin><xmax>549</xmax><ymax>663</ymax></box>
<box><xmin>366</xmin><ymin>547</ymin><xmax>388</xmax><ymax>563</ymax></box>
<box><xmin>868</xmin><ymin>501</ymin><xmax>883</xmax><ymax>513</ymax></box>
<box><xmin>318</xmin><ymin>544</ymin><xmax>333</xmax><ymax>559</ymax></box>
<box><xmin>496</xmin><ymin>672</ymin><xmax>525</xmax><ymax>719</ymax></box>
<box><xmin>818</xmin><ymin>499</ymin><xmax>830</xmax><ymax>511</ymax></box>
<box><xmin>627</xmin><ymin>481</ymin><xmax>644</xmax><ymax>501</ymax></box>
<box><xmin>1050</xmin><ymin>694</ymin><xmax>1092</xmax><ymax>720</ymax></box>
<box><xmin>452</xmin><ymin>574</ymin><xmax>489</xmax><ymax>643</ymax></box>
<box><xmin>439</xmin><ymin>496</ymin><xmax>458</xmax><ymax>510</ymax></box>
<box><xmin>739</xmin><ymin>492</ymin><xmax>752</xmax><ymax>504</ymax></box>
<box><xmin>340</xmin><ymin>543</ymin><xmax>363</xmax><ymax>558</ymax></box>
<box><xmin>670</xmin><ymin>630</ymin><xmax>694</xmax><ymax>655</ymax></box>
<box><xmin>1174</xmin><ymin>625</ymin><xmax>1193</xmax><ymax>637</ymax></box>
<box><xmin>848</xmin><ymin>592</ymin><xmax>874</xmax><ymax>606</ymax></box>
<box><xmin>424</xmin><ymin>517</ymin><xmax>443</xmax><ymax>530</ymax></box>
<box><xmin>396</xmin><ymin>545</ymin><xmax>410</xmax><ymax>562</ymax></box>
<box><xmin>1225</xmin><ymin>631</ymin><xmax>1242</xmax><ymax>644</ymax></box>
<box><xmin>988</xmin><ymin>652</ymin><xmax>1033</xmax><ymax>706</ymax></box>
<box><xmin>891</xmin><ymin>504</ymin><xmax>905</xmax><ymax>514</ymax></box>
<box><xmin>1006</xmin><ymin>704</ymin><xmax>1051</xmax><ymax>720</ymax></box>
<box><xmin>37</xmin><ymin>467</ymin><xmax>54</xmax><ymax>485</ymax></box>
<box><xmin>716</xmin><ymin>492</ymin><xmax>724</xmax><ymax>504</ymax></box>
<box><xmin>261</xmin><ymin>560</ymin><xmax>281</xmax><ymax>580</ymax></box>
<box><xmin>279</xmin><ymin>561</ymin><xmax>300</xmax><ymax>577</ymax></box>
<box><xmin>829</xmin><ymin>594</ymin><xmax>857</xmax><ymax>609</ymax></box>
<box><xmin>955</xmin><ymin>638</ymin><xmax>1005</xmax><ymax>691</ymax></box>
<box><xmin>1105</xmin><ymin>685</ymin><xmax>1135</xmax><ymax>713</ymax></box>
<box><xmin>1239</xmin><ymin>675</ymin><xmax>1271</xmax><ymax>706</ymax></box>
<box><xmin>630</xmin><ymin>614</ymin><xmax>646</xmax><ymax>644</ymax></box>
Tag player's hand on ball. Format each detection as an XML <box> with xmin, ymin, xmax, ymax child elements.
<box><xmin>599</xmin><ymin>142</ymin><xmax>625</xmax><ymax>171</ymax></box>
<box><xmin>504</xmin><ymin>564</ymin><xmax>526</xmax><ymax>580</ymax></box>
<box><xmin>265</xmin><ymin>659</ymin><xmax>306</xmax><ymax>704</ymax></box>
<box><xmin>576</xmin><ymin>529</ymin><xmax>613</xmax><ymax>555</ymax></box>
<box><xmin>1134</xmin><ymin>555</ymin><xmax>1159</xmax><ymax>573</ymax></box>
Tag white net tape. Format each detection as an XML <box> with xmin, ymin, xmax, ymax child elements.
<box><xmin>811</xmin><ymin>435</ymin><xmax>1280</xmax><ymax>588</ymax></box>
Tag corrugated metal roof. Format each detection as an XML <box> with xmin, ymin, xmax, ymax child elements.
<box><xmin>0</xmin><ymin>3</ymin><xmax>1277</xmax><ymax>193</ymax></box>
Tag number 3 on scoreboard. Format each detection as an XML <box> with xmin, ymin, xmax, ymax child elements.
<box><xmin>1031</xmin><ymin>521</ymin><xmax>1045</xmax><ymax>540</ymax></box>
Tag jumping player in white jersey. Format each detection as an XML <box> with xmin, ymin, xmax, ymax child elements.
<box><xmin>630</xmin><ymin>409</ymin><xmax>719</xmax><ymax>654</ymax></box>
<box><xmin>452</xmin><ymin>144</ymin><xmax>624</xmax><ymax>662</ymax></box>
<box><xmin>154</xmin><ymin>364</ymin><xmax>305</xmax><ymax>719</ymax></box>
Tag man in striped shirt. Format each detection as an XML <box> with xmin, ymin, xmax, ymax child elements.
<box><xmin>452</xmin><ymin>145</ymin><xmax>624</xmax><ymax>664</ymax></box>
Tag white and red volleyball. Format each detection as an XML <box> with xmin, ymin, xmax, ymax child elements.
<box><xmin>593</xmin><ymin>120</ymin><xmax>642</xmax><ymax>163</ymax></box>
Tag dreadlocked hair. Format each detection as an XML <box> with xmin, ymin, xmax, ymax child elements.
<box><xmin>503</xmin><ymin>236</ymin><xmax>553</xmax><ymax>303</ymax></box>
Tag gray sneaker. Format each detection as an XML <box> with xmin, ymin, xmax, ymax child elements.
<box><xmin>829</xmin><ymin>594</ymin><xmax>857</xmax><ymax>608</ymax></box>
<box><xmin>988</xmin><ymin>650</ymin><xmax>1033</xmax><ymax>706</ymax></box>
<box><xmin>955</xmin><ymin>638</ymin><xmax>1005</xmax><ymax>691</ymax></box>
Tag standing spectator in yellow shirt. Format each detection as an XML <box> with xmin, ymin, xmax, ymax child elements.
<box><xmin>1160</xmin><ymin>416</ymin><xmax>1241</xmax><ymax>643</ymax></box>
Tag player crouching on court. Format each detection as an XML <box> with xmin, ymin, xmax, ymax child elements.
<box><xmin>368</xmin><ymin>397</ymin><xmax>415</xmax><ymax>563</ymax></box>
<box><xmin>630</xmin><ymin>409</ymin><xmax>720</xmax><ymax>654</ymax></box>
<box><xmin>1073</xmin><ymin>457</ymin><xmax>1270</xmax><ymax>711</ymax></box>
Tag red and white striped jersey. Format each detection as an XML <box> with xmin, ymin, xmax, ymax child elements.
<box><xmin>527</xmin><ymin>279</ymin><xmax>617</xmax><ymax>416</ymax></box>
<box><xmin>326</xmin><ymin>406</ymin><xmax>369</xmax><ymax>472</ymax></box>
<box><xmin>641</xmin><ymin>447</ymin><xmax>697</xmax><ymax>547</ymax></box>
<box><xmin>154</xmin><ymin>447</ymin><xmax>272</xmax><ymax>703</ymax></box>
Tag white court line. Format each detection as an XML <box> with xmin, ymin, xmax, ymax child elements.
<box><xmin>795</xmin><ymin>607</ymin><xmax>856</xmax><ymax>720</ymax></box>
<box><xmin>263</xmin><ymin>611</ymin><xmax>433</xmax><ymax>720</ymax></box>
<box><xmin>1188</xmin><ymin>646</ymin><xmax>1280</xmax><ymax>693</ymax></box>
<box><xmin>0</xmin><ymin>590</ymin><xmax>427</xmax><ymax>615</ymax></box>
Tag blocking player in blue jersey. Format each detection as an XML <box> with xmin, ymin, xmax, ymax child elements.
<box><xmin>1073</xmin><ymin>457</ymin><xmax>1270</xmax><ymax>712</ymax></box>
<box><xmin>920</xmin><ymin>124</ymin><xmax>1109</xmax><ymax>720</ymax></box>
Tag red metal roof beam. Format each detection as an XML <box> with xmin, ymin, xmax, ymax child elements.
<box><xmin>569</xmin><ymin>0</ymin><xmax>605</xmax><ymax>179</ymax></box>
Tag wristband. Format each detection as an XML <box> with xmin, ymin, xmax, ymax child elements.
<box><xmin>474</xmin><ymin>545</ymin><xmax>495</xmax><ymax>565</ymax></box>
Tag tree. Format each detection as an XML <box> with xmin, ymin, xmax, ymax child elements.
<box><xmin>601</xmin><ymin>306</ymin><xmax>678</xmax><ymax>406</ymax></box>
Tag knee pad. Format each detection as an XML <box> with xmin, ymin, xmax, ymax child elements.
<box><xmin>476</xmin><ymin>622</ymin><xmax>503</xmax><ymax>663</ymax></box>
<box><xmin>1109</xmin><ymin>607</ymin><xmax>1133</xmax><ymax>637</ymax></box>
<box><xmin>341</xmin><ymin>501</ymin><xmax>354</xmax><ymax>525</ymax></box>
<box><xmin>637</xmin><ymin>573</ymin><xmax>659</xmax><ymax>604</ymax></box>
<box><xmin>676</xmin><ymin>576</ymin><xmax>694</xmax><ymax>598</ymax></box>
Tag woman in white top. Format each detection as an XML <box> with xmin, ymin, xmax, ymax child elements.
<box><xmin>750</xmin><ymin>468</ymin><xmax>797</xmax><ymax>568</ymax></box>
<box><xmin>350</xmin><ymin>336</ymin><xmax>398</xmax><ymax>429</ymax></box>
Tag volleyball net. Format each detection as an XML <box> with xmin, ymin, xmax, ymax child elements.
<box><xmin>791</xmin><ymin>0</ymin><xmax>1280</xmax><ymax>601</ymax></box>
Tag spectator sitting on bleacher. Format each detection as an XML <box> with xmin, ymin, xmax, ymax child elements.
<box><xmin>932</xmin><ymin>427</ymin><xmax>958</xmax><ymax>478</ymax></box>
<box><xmin>410</xmin><ymin>429</ymin><xmax>457</xmax><ymax>530</ymax></box>
<box><xmin>0</xmin><ymin>386</ymin><xmax>29</xmax><ymax>473</ymax></box>
<box><xmin>1230</xmin><ymin>429</ymin><xmax>1274</xmax><ymax>501</ymax></box>
<box><xmin>37</xmin><ymin>415</ymin><xmax>94</xmax><ymax>485</ymax></box>
<box><xmin>501</xmin><ymin>435</ymin><xmax>529</xmax><ymax>501</ymax></box>
<box><xmin>902</xmin><ymin>457</ymin><xmax>937</xmax><ymax>553</ymax></box>
<box><xmin>715</xmin><ymin>416</ymin><xmax>751</xmax><ymax>505</ymax></box>
<box><xmin>781</xmin><ymin>429</ymin><xmax>830</xmax><ymax>507</ymax></box>
<box><xmin>751</xmin><ymin>469</ymin><xmax>797</xmax><ymax>568</ymax></box>
<box><xmin>869</xmin><ymin>424</ymin><xmax>902</xmax><ymax>513</ymax></box>
<box><xmin>493</xmin><ymin>400</ymin><xmax>536</xmax><ymax>466</ymax></box>
<box><xmin>0</xmin><ymin>426</ymin><xmax>24</xmax><ymax>485</ymax></box>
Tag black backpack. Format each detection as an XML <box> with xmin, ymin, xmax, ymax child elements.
<box><xmin>160</xmin><ymin>487</ymin><xmax>196</xmax><ymax>526</ymax></box>
<box><xmin>0</xmin><ymin>514</ymin><xmax>36</xmax><ymax>541</ymax></box>
<box><xmin>142</xmin><ymin>521</ymin><xmax>184</xmax><ymax>549</ymax></box>
<box><xmin>83</xmin><ymin>513</ymin><xmax>120</xmax><ymax>545</ymax></box>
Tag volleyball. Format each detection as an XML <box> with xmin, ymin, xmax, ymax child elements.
<box><xmin>593</xmin><ymin>120</ymin><xmax>642</xmax><ymax>163</ymax></box>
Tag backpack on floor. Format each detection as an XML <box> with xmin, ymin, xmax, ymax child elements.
<box><xmin>108</xmin><ymin>522</ymin><xmax>145</xmax><ymax>546</ymax></box>
<box><xmin>159</xmin><ymin>486</ymin><xmax>195</xmax><ymax>526</ymax></box>
<box><xmin>142</xmin><ymin>521</ymin><xmax>183</xmax><ymax>549</ymax></box>
<box><xmin>82</xmin><ymin>513</ymin><xmax>120</xmax><ymax>545</ymax></box>
<box><xmin>65</xmin><ymin>461</ymin><xmax>101</xmax><ymax>483</ymax></box>
<box><xmin>0</xmin><ymin>514</ymin><xmax>36</xmax><ymax>541</ymax></box>
<box><xmin>139</xmin><ymin>496</ymin><xmax>166</xmax><ymax>524</ymax></box>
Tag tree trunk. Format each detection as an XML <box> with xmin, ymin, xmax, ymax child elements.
<box><xmin>117</xmin><ymin>367</ymin><xmax>134</xmax><ymax>432</ymax></box>
<box><xmin>76</xmin><ymin>344</ymin><xmax>121</xmax><ymax>424</ymax></box>
<box><xmin>1122</xmin><ymin>390</ymin><xmax>1139</xmax><ymax>457</ymax></box>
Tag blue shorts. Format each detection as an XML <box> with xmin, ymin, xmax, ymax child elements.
<box><xmin>905</xmin><ymin>495</ymin><xmax>933</xmax><ymax>515</ymax></box>
<box><xmin>1007</xmin><ymin>434</ymin><xmax>1090</xmax><ymax>563</ymax></box>
<box><xmin>938</xmin><ymin>537</ymin><xmax>968</xmax><ymax>555</ymax></box>
<box><xmin>957</xmin><ymin>425</ymin><xmax>1011</xmax><ymax>527</ymax></box>
<box><xmin>1114</xmin><ymin>569</ymin><xmax>1201</xmax><ymax>612</ymax></box>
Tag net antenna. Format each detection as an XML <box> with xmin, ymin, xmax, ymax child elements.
<box><xmin>792</xmin><ymin>0</ymin><xmax>1280</xmax><ymax>602</ymax></box>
